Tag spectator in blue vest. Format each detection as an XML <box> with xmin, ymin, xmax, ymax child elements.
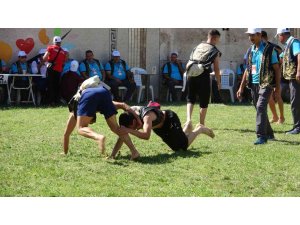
<box><xmin>79</xmin><ymin>50</ymin><xmax>105</xmax><ymax>81</ymax></box>
<box><xmin>277</xmin><ymin>28</ymin><xmax>300</xmax><ymax>135</ymax></box>
<box><xmin>0</xmin><ymin>58</ymin><xmax>7</xmax><ymax>73</ymax></box>
<box><xmin>0</xmin><ymin>58</ymin><xmax>8</xmax><ymax>104</ymax></box>
<box><xmin>105</xmin><ymin>50</ymin><xmax>136</xmax><ymax>102</ymax></box>
<box><xmin>162</xmin><ymin>52</ymin><xmax>185</xmax><ymax>101</ymax></box>
<box><xmin>10</xmin><ymin>51</ymin><xmax>32</xmax><ymax>75</ymax></box>
<box><xmin>261</xmin><ymin>30</ymin><xmax>285</xmax><ymax>124</ymax></box>
<box><xmin>237</xmin><ymin>28</ymin><xmax>281</xmax><ymax>145</ymax></box>
<box><xmin>10</xmin><ymin>51</ymin><xmax>32</xmax><ymax>104</ymax></box>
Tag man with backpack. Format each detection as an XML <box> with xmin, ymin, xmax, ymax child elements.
<box><xmin>162</xmin><ymin>52</ymin><xmax>186</xmax><ymax>101</ymax></box>
<box><xmin>104</xmin><ymin>50</ymin><xmax>136</xmax><ymax>102</ymax></box>
<box><xmin>183</xmin><ymin>29</ymin><xmax>222</xmax><ymax>134</ymax></box>
<box><xmin>79</xmin><ymin>50</ymin><xmax>105</xmax><ymax>81</ymax></box>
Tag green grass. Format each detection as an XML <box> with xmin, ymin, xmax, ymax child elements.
<box><xmin>0</xmin><ymin>102</ymin><xmax>300</xmax><ymax>196</ymax></box>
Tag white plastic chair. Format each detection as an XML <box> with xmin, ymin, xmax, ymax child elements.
<box><xmin>130</xmin><ymin>67</ymin><xmax>154</xmax><ymax>103</ymax></box>
<box><xmin>10</xmin><ymin>76</ymin><xmax>35</xmax><ymax>105</ymax></box>
<box><xmin>166</xmin><ymin>85</ymin><xmax>183</xmax><ymax>102</ymax></box>
<box><xmin>220</xmin><ymin>68</ymin><xmax>235</xmax><ymax>103</ymax></box>
<box><xmin>118</xmin><ymin>86</ymin><xmax>127</xmax><ymax>100</ymax></box>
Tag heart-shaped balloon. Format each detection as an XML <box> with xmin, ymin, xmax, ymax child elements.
<box><xmin>16</xmin><ymin>38</ymin><xmax>34</xmax><ymax>54</ymax></box>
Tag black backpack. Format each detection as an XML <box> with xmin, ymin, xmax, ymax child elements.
<box><xmin>82</xmin><ymin>59</ymin><xmax>102</xmax><ymax>76</ymax></box>
<box><xmin>161</xmin><ymin>62</ymin><xmax>172</xmax><ymax>85</ymax></box>
<box><xmin>108</xmin><ymin>59</ymin><xmax>127</xmax><ymax>74</ymax></box>
<box><xmin>162</xmin><ymin>62</ymin><xmax>172</xmax><ymax>76</ymax></box>
<box><xmin>14</xmin><ymin>61</ymin><xmax>30</xmax><ymax>74</ymax></box>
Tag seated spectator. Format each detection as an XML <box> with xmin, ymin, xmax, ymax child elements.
<box><xmin>162</xmin><ymin>52</ymin><xmax>186</xmax><ymax>101</ymax></box>
<box><xmin>105</xmin><ymin>50</ymin><xmax>136</xmax><ymax>102</ymax></box>
<box><xmin>79</xmin><ymin>50</ymin><xmax>105</xmax><ymax>81</ymax></box>
<box><xmin>0</xmin><ymin>58</ymin><xmax>8</xmax><ymax>104</ymax></box>
<box><xmin>61</xmin><ymin>48</ymin><xmax>80</xmax><ymax>76</ymax></box>
<box><xmin>10</xmin><ymin>51</ymin><xmax>32</xmax><ymax>104</ymax></box>
<box><xmin>0</xmin><ymin>58</ymin><xmax>8</xmax><ymax>73</ymax></box>
<box><xmin>31</xmin><ymin>48</ymin><xmax>48</xmax><ymax>105</ymax></box>
<box><xmin>60</xmin><ymin>60</ymin><xmax>84</xmax><ymax>103</ymax></box>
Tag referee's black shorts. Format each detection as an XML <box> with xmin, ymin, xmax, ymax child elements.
<box><xmin>187</xmin><ymin>72</ymin><xmax>210</xmax><ymax>108</ymax></box>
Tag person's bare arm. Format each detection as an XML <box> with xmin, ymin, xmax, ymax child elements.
<box><xmin>106</xmin><ymin>70</ymin><xmax>121</xmax><ymax>83</ymax></box>
<box><xmin>113</xmin><ymin>102</ymin><xmax>142</xmax><ymax>127</ymax></box>
<box><xmin>101</xmin><ymin>70</ymin><xmax>106</xmax><ymax>81</ymax></box>
<box><xmin>106</xmin><ymin>70</ymin><xmax>113</xmax><ymax>80</ymax></box>
<box><xmin>106</xmin><ymin>115</ymin><xmax>139</xmax><ymax>159</ymax></box>
<box><xmin>124</xmin><ymin>115</ymin><xmax>152</xmax><ymax>140</ymax></box>
<box><xmin>80</xmin><ymin>71</ymin><xmax>89</xmax><ymax>80</ymax></box>
<box><xmin>177</xmin><ymin>60</ymin><xmax>185</xmax><ymax>76</ymax></box>
<box><xmin>237</xmin><ymin>69</ymin><xmax>248</xmax><ymax>100</ymax></box>
<box><xmin>110</xmin><ymin>137</ymin><xmax>124</xmax><ymax>158</ymax></box>
<box><xmin>42</xmin><ymin>51</ymin><xmax>50</xmax><ymax>64</ymax></box>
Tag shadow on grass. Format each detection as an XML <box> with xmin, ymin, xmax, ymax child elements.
<box><xmin>272</xmin><ymin>129</ymin><xmax>294</xmax><ymax>134</ymax></box>
<box><xmin>216</xmin><ymin>128</ymin><xmax>255</xmax><ymax>133</ymax></box>
<box><xmin>0</xmin><ymin>104</ymin><xmax>67</xmax><ymax>110</ymax></box>
<box><xmin>107</xmin><ymin>148</ymin><xmax>212</xmax><ymax>166</ymax></box>
<box><xmin>272</xmin><ymin>139</ymin><xmax>300</xmax><ymax>145</ymax></box>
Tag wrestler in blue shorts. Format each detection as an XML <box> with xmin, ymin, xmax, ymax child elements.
<box><xmin>63</xmin><ymin>86</ymin><xmax>142</xmax><ymax>160</ymax></box>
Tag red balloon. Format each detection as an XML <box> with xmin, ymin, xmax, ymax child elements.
<box><xmin>16</xmin><ymin>38</ymin><xmax>35</xmax><ymax>54</ymax></box>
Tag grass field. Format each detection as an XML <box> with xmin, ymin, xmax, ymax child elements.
<box><xmin>0</xmin><ymin>102</ymin><xmax>299</xmax><ymax>196</ymax></box>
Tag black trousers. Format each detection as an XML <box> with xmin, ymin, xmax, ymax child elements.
<box><xmin>251</xmin><ymin>84</ymin><xmax>274</xmax><ymax>138</ymax></box>
<box><xmin>106</xmin><ymin>79</ymin><xmax>136</xmax><ymax>102</ymax></box>
<box><xmin>153</xmin><ymin>110</ymin><xmax>188</xmax><ymax>151</ymax></box>
<box><xmin>166</xmin><ymin>79</ymin><xmax>184</xmax><ymax>101</ymax></box>
<box><xmin>47</xmin><ymin>68</ymin><xmax>61</xmax><ymax>104</ymax></box>
<box><xmin>187</xmin><ymin>72</ymin><xmax>210</xmax><ymax>108</ymax></box>
<box><xmin>289</xmin><ymin>80</ymin><xmax>300</xmax><ymax>131</ymax></box>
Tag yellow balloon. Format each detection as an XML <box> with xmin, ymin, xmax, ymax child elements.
<box><xmin>39</xmin><ymin>28</ymin><xmax>50</xmax><ymax>45</ymax></box>
<box><xmin>0</xmin><ymin>40</ymin><xmax>13</xmax><ymax>63</ymax></box>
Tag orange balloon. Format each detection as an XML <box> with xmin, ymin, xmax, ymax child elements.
<box><xmin>0</xmin><ymin>40</ymin><xmax>13</xmax><ymax>63</ymax></box>
<box><xmin>39</xmin><ymin>28</ymin><xmax>50</xmax><ymax>45</ymax></box>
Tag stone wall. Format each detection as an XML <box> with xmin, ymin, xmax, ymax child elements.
<box><xmin>158</xmin><ymin>28</ymin><xmax>279</xmax><ymax>70</ymax></box>
<box><xmin>0</xmin><ymin>28</ymin><xmax>286</xmax><ymax>100</ymax></box>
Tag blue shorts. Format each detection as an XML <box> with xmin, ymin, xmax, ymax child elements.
<box><xmin>77</xmin><ymin>87</ymin><xmax>117</xmax><ymax>119</ymax></box>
